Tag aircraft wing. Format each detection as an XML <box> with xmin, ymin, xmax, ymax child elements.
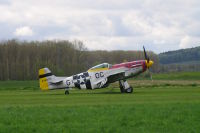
<box><xmin>107</xmin><ymin>72</ymin><xmax>125</xmax><ymax>83</ymax></box>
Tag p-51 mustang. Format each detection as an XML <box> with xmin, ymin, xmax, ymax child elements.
<box><xmin>39</xmin><ymin>47</ymin><xmax>153</xmax><ymax>94</ymax></box>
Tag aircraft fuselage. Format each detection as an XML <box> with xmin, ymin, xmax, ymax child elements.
<box><xmin>45</xmin><ymin>60</ymin><xmax>147</xmax><ymax>90</ymax></box>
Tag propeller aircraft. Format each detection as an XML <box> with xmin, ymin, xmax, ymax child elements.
<box><xmin>39</xmin><ymin>47</ymin><xmax>154</xmax><ymax>94</ymax></box>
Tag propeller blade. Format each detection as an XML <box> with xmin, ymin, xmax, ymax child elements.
<box><xmin>143</xmin><ymin>46</ymin><xmax>153</xmax><ymax>68</ymax></box>
<box><xmin>143</xmin><ymin>46</ymin><xmax>148</xmax><ymax>60</ymax></box>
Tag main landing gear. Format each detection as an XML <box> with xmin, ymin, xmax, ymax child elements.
<box><xmin>65</xmin><ymin>90</ymin><xmax>69</xmax><ymax>95</ymax></box>
<box><xmin>119</xmin><ymin>80</ymin><xmax>133</xmax><ymax>93</ymax></box>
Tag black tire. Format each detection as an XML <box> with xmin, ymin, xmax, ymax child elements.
<box><xmin>126</xmin><ymin>87</ymin><xmax>133</xmax><ymax>93</ymax></box>
<box><xmin>120</xmin><ymin>86</ymin><xmax>126</xmax><ymax>93</ymax></box>
<box><xmin>65</xmin><ymin>90</ymin><xmax>69</xmax><ymax>95</ymax></box>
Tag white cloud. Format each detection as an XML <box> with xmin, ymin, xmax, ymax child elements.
<box><xmin>14</xmin><ymin>26</ymin><xmax>34</xmax><ymax>36</ymax></box>
<box><xmin>179</xmin><ymin>35</ymin><xmax>200</xmax><ymax>49</ymax></box>
<box><xmin>0</xmin><ymin>0</ymin><xmax>200</xmax><ymax>53</ymax></box>
<box><xmin>122</xmin><ymin>12</ymin><xmax>152</xmax><ymax>35</ymax></box>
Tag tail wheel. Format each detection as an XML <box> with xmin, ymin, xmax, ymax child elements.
<box><xmin>65</xmin><ymin>90</ymin><xmax>69</xmax><ymax>95</ymax></box>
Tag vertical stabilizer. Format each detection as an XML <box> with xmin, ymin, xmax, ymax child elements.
<box><xmin>39</xmin><ymin>68</ymin><xmax>53</xmax><ymax>90</ymax></box>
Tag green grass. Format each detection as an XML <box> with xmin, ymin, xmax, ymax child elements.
<box><xmin>153</xmin><ymin>71</ymin><xmax>200</xmax><ymax>80</ymax></box>
<box><xmin>0</xmin><ymin>79</ymin><xmax>200</xmax><ymax>132</ymax></box>
<box><xmin>0</xmin><ymin>72</ymin><xmax>200</xmax><ymax>132</ymax></box>
<box><xmin>1</xmin><ymin>102</ymin><xmax>200</xmax><ymax>133</ymax></box>
<box><xmin>0</xmin><ymin>80</ymin><xmax>38</xmax><ymax>90</ymax></box>
<box><xmin>134</xmin><ymin>71</ymin><xmax>200</xmax><ymax>80</ymax></box>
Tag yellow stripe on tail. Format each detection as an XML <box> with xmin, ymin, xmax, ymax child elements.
<box><xmin>39</xmin><ymin>68</ymin><xmax>49</xmax><ymax>90</ymax></box>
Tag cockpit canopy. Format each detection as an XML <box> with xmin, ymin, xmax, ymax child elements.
<box><xmin>89</xmin><ymin>63</ymin><xmax>112</xmax><ymax>70</ymax></box>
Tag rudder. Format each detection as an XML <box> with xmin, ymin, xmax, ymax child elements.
<box><xmin>39</xmin><ymin>68</ymin><xmax>53</xmax><ymax>90</ymax></box>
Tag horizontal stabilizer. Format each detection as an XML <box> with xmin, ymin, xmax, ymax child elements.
<box><xmin>39</xmin><ymin>68</ymin><xmax>65</xmax><ymax>90</ymax></box>
<box><xmin>49</xmin><ymin>79</ymin><xmax>63</xmax><ymax>85</ymax></box>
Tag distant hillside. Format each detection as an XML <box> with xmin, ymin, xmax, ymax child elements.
<box><xmin>159</xmin><ymin>46</ymin><xmax>200</xmax><ymax>64</ymax></box>
<box><xmin>158</xmin><ymin>46</ymin><xmax>200</xmax><ymax>72</ymax></box>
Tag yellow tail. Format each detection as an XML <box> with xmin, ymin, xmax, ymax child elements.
<box><xmin>39</xmin><ymin>68</ymin><xmax>52</xmax><ymax>91</ymax></box>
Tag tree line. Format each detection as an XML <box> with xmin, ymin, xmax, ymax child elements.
<box><xmin>159</xmin><ymin>46</ymin><xmax>200</xmax><ymax>64</ymax></box>
<box><xmin>0</xmin><ymin>40</ymin><xmax>159</xmax><ymax>80</ymax></box>
<box><xmin>158</xmin><ymin>46</ymin><xmax>200</xmax><ymax>73</ymax></box>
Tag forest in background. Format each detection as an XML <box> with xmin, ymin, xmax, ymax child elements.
<box><xmin>159</xmin><ymin>46</ymin><xmax>200</xmax><ymax>72</ymax></box>
<box><xmin>159</xmin><ymin>46</ymin><xmax>200</xmax><ymax>64</ymax></box>
<box><xmin>0</xmin><ymin>39</ymin><xmax>199</xmax><ymax>80</ymax></box>
<box><xmin>0</xmin><ymin>40</ymin><xmax>159</xmax><ymax>80</ymax></box>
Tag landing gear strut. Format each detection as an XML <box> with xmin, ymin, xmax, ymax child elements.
<box><xmin>119</xmin><ymin>80</ymin><xmax>133</xmax><ymax>93</ymax></box>
<box><xmin>65</xmin><ymin>90</ymin><xmax>69</xmax><ymax>95</ymax></box>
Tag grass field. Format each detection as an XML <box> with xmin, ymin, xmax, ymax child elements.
<box><xmin>153</xmin><ymin>71</ymin><xmax>200</xmax><ymax>80</ymax></box>
<box><xmin>0</xmin><ymin>72</ymin><xmax>200</xmax><ymax>133</ymax></box>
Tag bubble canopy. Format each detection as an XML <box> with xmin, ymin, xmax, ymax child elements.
<box><xmin>89</xmin><ymin>63</ymin><xmax>112</xmax><ymax>70</ymax></box>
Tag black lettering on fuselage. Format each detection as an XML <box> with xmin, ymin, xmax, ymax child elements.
<box><xmin>95</xmin><ymin>73</ymin><xmax>99</xmax><ymax>78</ymax></box>
<box><xmin>100</xmin><ymin>72</ymin><xmax>104</xmax><ymax>77</ymax></box>
<box><xmin>66</xmin><ymin>80</ymin><xmax>70</xmax><ymax>86</ymax></box>
<box><xmin>95</xmin><ymin>72</ymin><xmax>104</xmax><ymax>79</ymax></box>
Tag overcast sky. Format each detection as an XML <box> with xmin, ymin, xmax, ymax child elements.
<box><xmin>0</xmin><ymin>0</ymin><xmax>200</xmax><ymax>53</ymax></box>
